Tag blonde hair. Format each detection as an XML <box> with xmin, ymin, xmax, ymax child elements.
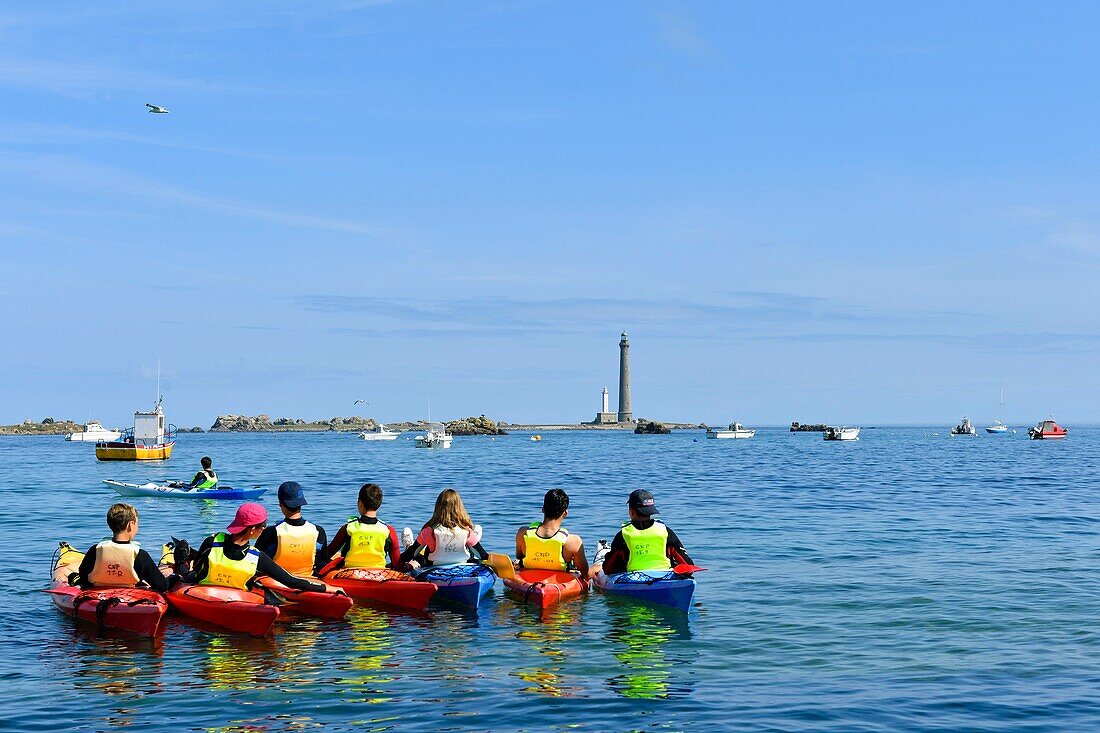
<box><xmin>107</xmin><ymin>503</ymin><xmax>138</xmax><ymax>533</ymax></box>
<box><xmin>423</xmin><ymin>488</ymin><xmax>474</xmax><ymax>531</ymax></box>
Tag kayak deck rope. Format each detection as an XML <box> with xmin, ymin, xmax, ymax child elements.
<box><xmin>611</xmin><ymin>570</ymin><xmax>683</xmax><ymax>586</ymax></box>
<box><xmin>415</xmin><ymin>564</ymin><xmax>496</xmax><ymax>582</ymax></box>
<box><xmin>72</xmin><ymin>592</ymin><xmax>160</xmax><ymax>632</ymax></box>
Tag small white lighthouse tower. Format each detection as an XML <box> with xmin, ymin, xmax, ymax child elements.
<box><xmin>602</xmin><ymin>387</ymin><xmax>609</xmax><ymax>413</ymax></box>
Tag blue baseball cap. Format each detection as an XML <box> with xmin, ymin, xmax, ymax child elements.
<box><xmin>278</xmin><ymin>481</ymin><xmax>307</xmax><ymax>509</ymax></box>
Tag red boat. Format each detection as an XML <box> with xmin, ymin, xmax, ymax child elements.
<box><xmin>1028</xmin><ymin>419</ymin><xmax>1068</xmax><ymax>440</ymax></box>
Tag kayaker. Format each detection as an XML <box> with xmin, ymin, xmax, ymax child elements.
<box><xmin>256</xmin><ymin>481</ymin><xmax>329</xmax><ymax>576</ymax></box>
<box><xmin>514</xmin><ymin>488</ymin><xmax>589</xmax><ymax>577</ymax></box>
<box><xmin>180</xmin><ymin>503</ymin><xmax>331</xmax><ymax>593</ymax></box>
<box><xmin>400</xmin><ymin>488</ymin><xmax>488</xmax><ymax>570</ymax></box>
<box><xmin>592</xmin><ymin>489</ymin><xmax>693</xmax><ymax>576</ymax></box>
<box><xmin>188</xmin><ymin>456</ymin><xmax>218</xmax><ymax>490</ymax></box>
<box><xmin>322</xmin><ymin>483</ymin><xmax>404</xmax><ymax>570</ymax></box>
<box><xmin>75</xmin><ymin>503</ymin><xmax>171</xmax><ymax>591</ymax></box>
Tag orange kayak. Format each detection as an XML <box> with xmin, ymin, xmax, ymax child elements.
<box><xmin>251</xmin><ymin>576</ymin><xmax>353</xmax><ymax>620</ymax></box>
<box><xmin>503</xmin><ymin>568</ymin><xmax>589</xmax><ymax>609</ymax></box>
<box><xmin>324</xmin><ymin>568</ymin><xmax>437</xmax><ymax>611</ymax></box>
<box><xmin>166</xmin><ymin>584</ymin><xmax>279</xmax><ymax>636</ymax></box>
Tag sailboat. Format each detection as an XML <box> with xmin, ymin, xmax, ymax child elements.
<box><xmin>986</xmin><ymin>384</ymin><xmax>1009</xmax><ymax>434</ymax></box>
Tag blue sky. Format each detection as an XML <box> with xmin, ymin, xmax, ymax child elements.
<box><xmin>2</xmin><ymin>1</ymin><xmax>1098</xmax><ymax>427</ymax></box>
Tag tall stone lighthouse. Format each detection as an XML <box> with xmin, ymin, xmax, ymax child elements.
<box><xmin>617</xmin><ymin>331</ymin><xmax>633</xmax><ymax>423</ymax></box>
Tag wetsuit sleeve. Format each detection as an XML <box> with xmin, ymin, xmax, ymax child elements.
<box><xmin>665</xmin><ymin>527</ymin><xmax>693</xmax><ymax>565</ymax></box>
<box><xmin>182</xmin><ymin>536</ymin><xmax>215</xmax><ymax>584</ymax></box>
<box><xmin>322</xmin><ymin>525</ymin><xmax>349</xmax><ymax>565</ymax></box>
<box><xmin>76</xmin><ymin>545</ymin><xmax>98</xmax><ymax>589</ymax></box>
<box><xmin>603</xmin><ymin>532</ymin><xmax>628</xmax><ymax>574</ymax></box>
<box><xmin>399</xmin><ymin>541</ymin><xmax>423</xmax><ymax>565</ymax></box>
<box><xmin>386</xmin><ymin>526</ymin><xmax>403</xmax><ymax>570</ymax></box>
<box><xmin>135</xmin><ymin>549</ymin><xmax>170</xmax><ymax>592</ymax></box>
<box><xmin>189</xmin><ymin>471</ymin><xmax>205</xmax><ymax>488</ymax></box>
<box><xmin>469</xmin><ymin>541</ymin><xmax>488</xmax><ymax>561</ymax></box>
<box><xmin>256</xmin><ymin>552</ymin><xmax>326</xmax><ymax>592</ymax></box>
<box><xmin>255</xmin><ymin>526</ymin><xmax>278</xmax><ymax>558</ymax></box>
<box><xmin>312</xmin><ymin>524</ymin><xmax>329</xmax><ymax>573</ymax></box>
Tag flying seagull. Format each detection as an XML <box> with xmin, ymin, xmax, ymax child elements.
<box><xmin>353</xmin><ymin>400</ymin><xmax>368</xmax><ymax>406</ymax></box>
<box><xmin>146</xmin><ymin>103</ymin><xmax>169</xmax><ymax>114</ymax></box>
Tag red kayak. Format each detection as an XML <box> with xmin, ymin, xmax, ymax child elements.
<box><xmin>166</xmin><ymin>584</ymin><xmax>280</xmax><ymax>636</ymax></box>
<box><xmin>251</xmin><ymin>576</ymin><xmax>353</xmax><ymax>620</ymax></box>
<box><xmin>48</xmin><ymin>543</ymin><xmax>167</xmax><ymax>637</ymax></box>
<box><xmin>503</xmin><ymin>568</ymin><xmax>589</xmax><ymax>609</ymax></box>
<box><xmin>324</xmin><ymin>567</ymin><xmax>437</xmax><ymax>611</ymax></box>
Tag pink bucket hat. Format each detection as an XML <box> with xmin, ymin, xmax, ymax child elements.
<box><xmin>226</xmin><ymin>503</ymin><xmax>268</xmax><ymax>534</ymax></box>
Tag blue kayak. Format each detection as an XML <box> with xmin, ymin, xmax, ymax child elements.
<box><xmin>593</xmin><ymin>569</ymin><xmax>696</xmax><ymax>613</ymax></box>
<box><xmin>104</xmin><ymin>480</ymin><xmax>266</xmax><ymax>501</ymax></box>
<box><xmin>412</xmin><ymin>564</ymin><xmax>496</xmax><ymax>610</ymax></box>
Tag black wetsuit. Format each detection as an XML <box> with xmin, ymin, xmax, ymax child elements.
<box><xmin>76</xmin><ymin>541</ymin><xmax>170</xmax><ymax>592</ymax></box>
<box><xmin>182</xmin><ymin>535</ymin><xmax>326</xmax><ymax>592</ymax></box>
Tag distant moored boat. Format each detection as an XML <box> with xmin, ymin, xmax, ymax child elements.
<box><xmin>823</xmin><ymin>426</ymin><xmax>859</xmax><ymax>441</ymax></box>
<box><xmin>1027</xmin><ymin>419</ymin><xmax>1067</xmax><ymax>440</ymax></box>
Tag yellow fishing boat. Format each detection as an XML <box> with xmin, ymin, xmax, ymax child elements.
<box><xmin>95</xmin><ymin>398</ymin><xmax>176</xmax><ymax>461</ymax></box>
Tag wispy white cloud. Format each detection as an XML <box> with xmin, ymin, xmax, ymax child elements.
<box><xmin>0</xmin><ymin>123</ymin><xmax>274</xmax><ymax>160</ymax></box>
<box><xmin>656</xmin><ymin>9</ymin><xmax>722</xmax><ymax>64</ymax></box>
<box><xmin>0</xmin><ymin>151</ymin><xmax>395</xmax><ymax>238</ymax></box>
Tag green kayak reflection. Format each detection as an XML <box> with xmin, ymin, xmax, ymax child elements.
<box><xmin>606</xmin><ymin>601</ymin><xmax>692</xmax><ymax>700</ymax></box>
<box><xmin>510</xmin><ymin>603</ymin><xmax>583</xmax><ymax>697</ymax></box>
<box><xmin>339</xmin><ymin>606</ymin><xmax>397</xmax><ymax>704</ymax></box>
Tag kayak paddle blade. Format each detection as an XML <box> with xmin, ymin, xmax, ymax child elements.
<box><xmin>485</xmin><ymin>553</ymin><xmax>516</xmax><ymax>579</ymax></box>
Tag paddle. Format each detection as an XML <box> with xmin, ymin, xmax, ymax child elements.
<box><xmin>484</xmin><ymin>552</ymin><xmax>516</xmax><ymax>580</ymax></box>
<box><xmin>672</xmin><ymin>563</ymin><xmax>707</xmax><ymax>575</ymax></box>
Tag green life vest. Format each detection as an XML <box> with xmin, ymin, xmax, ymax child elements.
<box><xmin>199</xmin><ymin>533</ymin><xmax>260</xmax><ymax>590</ymax></box>
<box><xmin>621</xmin><ymin>521</ymin><xmax>671</xmax><ymax>572</ymax></box>
<box><xmin>195</xmin><ymin>470</ymin><xmax>218</xmax><ymax>489</ymax></box>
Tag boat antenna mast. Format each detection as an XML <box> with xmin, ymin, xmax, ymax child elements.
<box><xmin>155</xmin><ymin>359</ymin><xmax>163</xmax><ymax>412</ymax></box>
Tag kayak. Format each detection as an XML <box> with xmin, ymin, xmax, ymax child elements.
<box><xmin>166</xmin><ymin>583</ymin><xmax>280</xmax><ymax>636</ymax></box>
<box><xmin>323</xmin><ymin>567</ymin><xmax>437</xmax><ymax>611</ymax></box>
<box><xmin>105</xmin><ymin>480</ymin><xmax>266</xmax><ymax>500</ymax></box>
<box><xmin>47</xmin><ymin>542</ymin><xmax>167</xmax><ymax>637</ymax></box>
<box><xmin>503</xmin><ymin>568</ymin><xmax>589</xmax><ymax>609</ymax></box>
<box><xmin>593</xmin><ymin>569</ymin><xmax>696</xmax><ymax>613</ymax></box>
<box><xmin>251</xmin><ymin>576</ymin><xmax>353</xmax><ymax>620</ymax></box>
<box><xmin>412</xmin><ymin>563</ymin><xmax>497</xmax><ymax>611</ymax></box>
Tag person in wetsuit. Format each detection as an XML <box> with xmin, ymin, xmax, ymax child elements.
<box><xmin>179</xmin><ymin>503</ymin><xmax>332</xmax><ymax>593</ymax></box>
<box><xmin>593</xmin><ymin>489</ymin><xmax>693</xmax><ymax>576</ymax></box>
<box><xmin>515</xmin><ymin>488</ymin><xmax>589</xmax><ymax>577</ymax></box>
<box><xmin>76</xmin><ymin>503</ymin><xmax>171</xmax><ymax>591</ymax></box>
<box><xmin>256</xmin><ymin>481</ymin><xmax>329</xmax><ymax>577</ymax></box>
<box><xmin>189</xmin><ymin>456</ymin><xmax>218</xmax><ymax>489</ymax></box>
<box><xmin>323</xmin><ymin>483</ymin><xmax>404</xmax><ymax>571</ymax></box>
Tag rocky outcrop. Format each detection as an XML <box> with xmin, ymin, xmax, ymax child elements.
<box><xmin>634</xmin><ymin>419</ymin><xmax>671</xmax><ymax>435</ymax></box>
<box><xmin>209</xmin><ymin>414</ymin><xmax>274</xmax><ymax>432</ymax></box>
<box><xmin>446</xmin><ymin>415</ymin><xmax>507</xmax><ymax>436</ymax></box>
<box><xmin>0</xmin><ymin>418</ymin><xmax>82</xmax><ymax>435</ymax></box>
<box><xmin>181</xmin><ymin>426</ymin><xmax>204</xmax><ymax>433</ymax></box>
<box><xmin>790</xmin><ymin>422</ymin><xmax>827</xmax><ymax>432</ymax></box>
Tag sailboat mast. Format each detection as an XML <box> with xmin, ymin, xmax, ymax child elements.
<box><xmin>999</xmin><ymin>383</ymin><xmax>1005</xmax><ymax>423</ymax></box>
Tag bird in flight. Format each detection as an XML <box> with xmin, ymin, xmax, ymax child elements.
<box><xmin>354</xmin><ymin>400</ymin><xmax>368</xmax><ymax>405</ymax></box>
<box><xmin>146</xmin><ymin>103</ymin><xmax>170</xmax><ymax>114</ymax></box>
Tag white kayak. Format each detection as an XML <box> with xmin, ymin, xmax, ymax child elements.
<box><xmin>103</xmin><ymin>480</ymin><xmax>266</xmax><ymax>500</ymax></box>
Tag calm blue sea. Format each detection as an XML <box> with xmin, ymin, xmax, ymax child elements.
<box><xmin>3</xmin><ymin>427</ymin><xmax>1100</xmax><ymax>732</ymax></box>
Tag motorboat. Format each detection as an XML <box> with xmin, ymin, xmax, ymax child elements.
<box><xmin>1028</xmin><ymin>419</ymin><xmax>1068</xmax><ymax>440</ymax></box>
<box><xmin>95</xmin><ymin>398</ymin><xmax>176</xmax><ymax>461</ymax></box>
<box><xmin>358</xmin><ymin>424</ymin><xmax>400</xmax><ymax>441</ymax></box>
<box><xmin>705</xmin><ymin>422</ymin><xmax>756</xmax><ymax>439</ymax></box>
<box><xmin>823</xmin><ymin>426</ymin><xmax>860</xmax><ymax>441</ymax></box>
<box><xmin>414</xmin><ymin>422</ymin><xmax>453</xmax><ymax>449</ymax></box>
<box><xmin>66</xmin><ymin>421</ymin><xmax>122</xmax><ymax>443</ymax></box>
<box><xmin>950</xmin><ymin>417</ymin><xmax>977</xmax><ymax>437</ymax></box>
<box><xmin>986</xmin><ymin>384</ymin><xmax>1009</xmax><ymax>433</ymax></box>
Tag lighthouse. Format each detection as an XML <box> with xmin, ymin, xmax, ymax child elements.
<box><xmin>617</xmin><ymin>331</ymin><xmax>633</xmax><ymax>422</ymax></box>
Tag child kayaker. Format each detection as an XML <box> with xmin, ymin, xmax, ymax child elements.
<box><xmin>189</xmin><ymin>456</ymin><xmax>218</xmax><ymax>489</ymax></box>
<box><xmin>180</xmin><ymin>503</ymin><xmax>331</xmax><ymax>593</ymax></box>
<box><xmin>76</xmin><ymin>503</ymin><xmax>171</xmax><ymax>591</ymax></box>
<box><xmin>515</xmin><ymin>488</ymin><xmax>589</xmax><ymax>577</ymax></box>
<box><xmin>323</xmin><ymin>483</ymin><xmax>404</xmax><ymax>570</ymax></box>
<box><xmin>401</xmin><ymin>488</ymin><xmax>488</xmax><ymax>570</ymax></box>
<box><xmin>592</xmin><ymin>489</ymin><xmax>693</xmax><ymax>576</ymax></box>
<box><xmin>256</xmin><ymin>481</ymin><xmax>329</xmax><ymax>577</ymax></box>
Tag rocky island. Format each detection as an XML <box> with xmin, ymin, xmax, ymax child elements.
<box><xmin>790</xmin><ymin>422</ymin><xmax>827</xmax><ymax>432</ymax></box>
<box><xmin>207</xmin><ymin>414</ymin><xmax>508</xmax><ymax>435</ymax></box>
<box><xmin>634</xmin><ymin>418</ymin><xmax>672</xmax><ymax>434</ymax></box>
<box><xmin>0</xmin><ymin>418</ymin><xmax>82</xmax><ymax>436</ymax></box>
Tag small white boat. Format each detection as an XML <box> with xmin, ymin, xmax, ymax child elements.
<box><xmin>950</xmin><ymin>417</ymin><xmax>977</xmax><ymax>437</ymax></box>
<box><xmin>66</xmin><ymin>421</ymin><xmax>122</xmax><ymax>443</ymax></box>
<box><xmin>706</xmin><ymin>422</ymin><xmax>756</xmax><ymax>439</ymax></box>
<box><xmin>823</xmin><ymin>426</ymin><xmax>859</xmax><ymax>441</ymax></box>
<box><xmin>414</xmin><ymin>422</ymin><xmax>453</xmax><ymax>449</ymax></box>
<box><xmin>986</xmin><ymin>384</ymin><xmax>1009</xmax><ymax>433</ymax></box>
<box><xmin>358</xmin><ymin>424</ymin><xmax>400</xmax><ymax>441</ymax></box>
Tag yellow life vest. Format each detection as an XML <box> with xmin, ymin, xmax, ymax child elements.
<box><xmin>523</xmin><ymin>522</ymin><xmax>569</xmax><ymax>571</ymax></box>
<box><xmin>621</xmin><ymin>521</ymin><xmax>671</xmax><ymax>572</ymax></box>
<box><xmin>195</xmin><ymin>470</ymin><xmax>218</xmax><ymax>489</ymax></box>
<box><xmin>344</xmin><ymin>519</ymin><xmax>390</xmax><ymax>569</ymax></box>
<box><xmin>88</xmin><ymin>540</ymin><xmax>141</xmax><ymax>587</ymax></box>
<box><xmin>200</xmin><ymin>533</ymin><xmax>260</xmax><ymax>590</ymax></box>
<box><xmin>272</xmin><ymin>520</ymin><xmax>319</xmax><ymax>576</ymax></box>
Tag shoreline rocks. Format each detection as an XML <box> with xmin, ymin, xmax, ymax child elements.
<box><xmin>790</xmin><ymin>422</ymin><xmax>827</xmax><ymax>432</ymax></box>
<box><xmin>0</xmin><ymin>418</ymin><xmax>82</xmax><ymax>436</ymax></box>
<box><xmin>446</xmin><ymin>415</ymin><xmax>507</xmax><ymax>436</ymax></box>
<box><xmin>634</xmin><ymin>418</ymin><xmax>671</xmax><ymax>435</ymax></box>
